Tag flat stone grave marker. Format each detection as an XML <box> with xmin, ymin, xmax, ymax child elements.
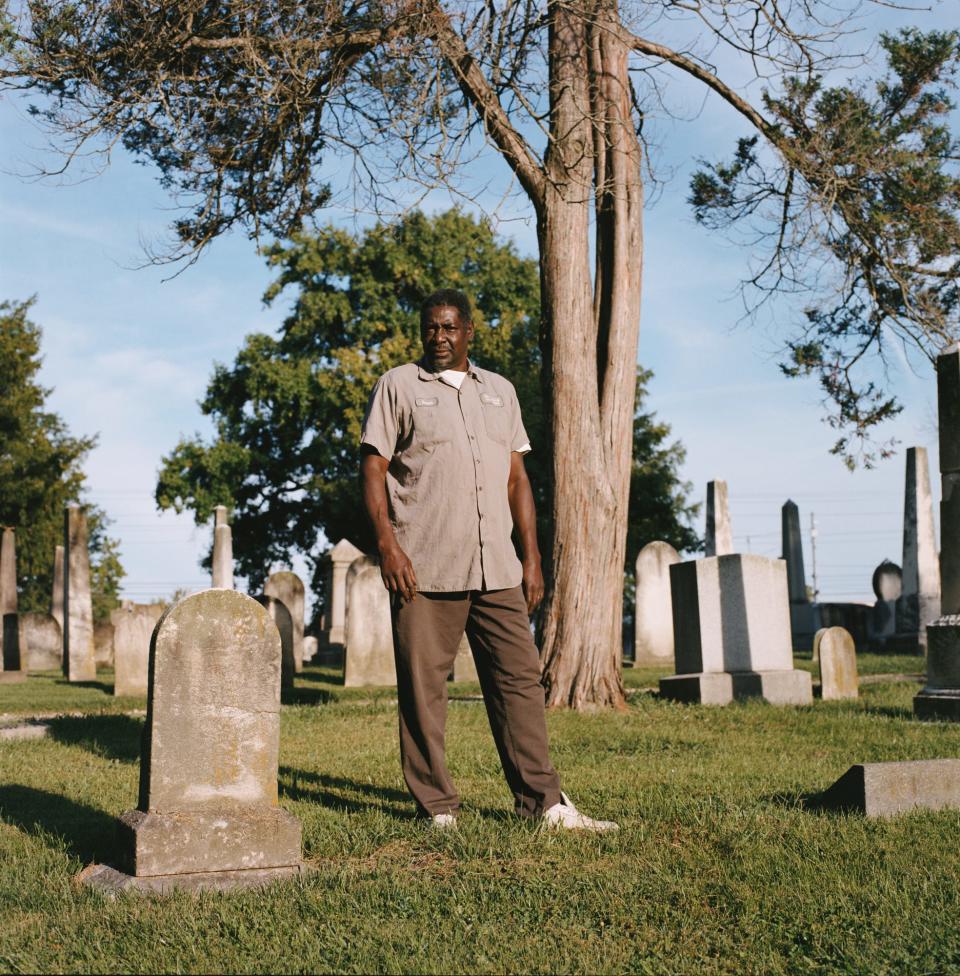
<box><xmin>815</xmin><ymin>627</ymin><xmax>858</xmax><ymax>700</ymax></box>
<box><xmin>818</xmin><ymin>760</ymin><xmax>960</xmax><ymax>817</ymax></box>
<box><xmin>79</xmin><ymin>589</ymin><xmax>307</xmax><ymax>894</ymax></box>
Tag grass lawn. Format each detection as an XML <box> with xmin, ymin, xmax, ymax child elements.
<box><xmin>1</xmin><ymin>662</ymin><xmax>958</xmax><ymax>974</ymax></box>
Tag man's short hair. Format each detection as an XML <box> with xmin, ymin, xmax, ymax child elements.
<box><xmin>420</xmin><ymin>288</ymin><xmax>473</xmax><ymax>327</ymax></box>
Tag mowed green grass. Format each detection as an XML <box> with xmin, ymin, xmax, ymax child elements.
<box><xmin>1</xmin><ymin>663</ymin><xmax>958</xmax><ymax>975</ymax></box>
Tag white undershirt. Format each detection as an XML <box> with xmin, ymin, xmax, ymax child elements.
<box><xmin>439</xmin><ymin>367</ymin><xmax>531</xmax><ymax>454</ymax></box>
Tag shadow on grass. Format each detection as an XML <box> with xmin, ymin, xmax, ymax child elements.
<box><xmin>281</xmin><ymin>686</ymin><xmax>338</xmax><ymax>706</ymax></box>
<box><xmin>298</xmin><ymin>668</ymin><xmax>345</xmax><ymax>687</ymax></box>
<box><xmin>48</xmin><ymin>714</ymin><xmax>143</xmax><ymax>762</ymax></box>
<box><xmin>279</xmin><ymin>767</ymin><xmax>413</xmax><ymax>819</ymax></box>
<box><xmin>764</xmin><ymin>790</ymin><xmax>858</xmax><ymax>817</ymax></box>
<box><xmin>0</xmin><ymin>784</ymin><xmax>117</xmax><ymax>863</ymax></box>
<box><xmin>861</xmin><ymin>704</ymin><xmax>915</xmax><ymax>721</ymax></box>
<box><xmin>61</xmin><ymin>678</ymin><xmax>115</xmax><ymax>695</ymax></box>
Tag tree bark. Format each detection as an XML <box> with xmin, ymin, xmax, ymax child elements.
<box><xmin>536</xmin><ymin>0</ymin><xmax>643</xmax><ymax>709</ymax></box>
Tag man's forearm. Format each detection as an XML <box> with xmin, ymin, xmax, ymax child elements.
<box><xmin>360</xmin><ymin>454</ymin><xmax>398</xmax><ymax>552</ymax></box>
<box><xmin>508</xmin><ymin>472</ymin><xmax>541</xmax><ymax>566</ymax></box>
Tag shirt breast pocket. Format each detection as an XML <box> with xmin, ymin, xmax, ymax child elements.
<box><xmin>413</xmin><ymin>397</ymin><xmax>451</xmax><ymax>446</ymax></box>
<box><xmin>480</xmin><ymin>393</ymin><xmax>510</xmax><ymax>446</ymax></box>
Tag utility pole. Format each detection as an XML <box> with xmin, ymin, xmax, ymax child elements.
<box><xmin>810</xmin><ymin>512</ymin><xmax>819</xmax><ymax>602</ymax></box>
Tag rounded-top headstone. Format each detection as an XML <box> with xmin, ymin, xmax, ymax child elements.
<box><xmin>344</xmin><ymin>555</ymin><xmax>395</xmax><ymax>687</ymax></box>
<box><xmin>634</xmin><ymin>541</ymin><xmax>681</xmax><ymax>665</ymax></box>
<box><xmin>872</xmin><ymin>560</ymin><xmax>903</xmax><ymax>602</ymax></box>
<box><xmin>264</xmin><ymin>571</ymin><xmax>305</xmax><ymax>672</ymax></box>
<box><xmin>141</xmin><ymin>589</ymin><xmax>282</xmax><ymax>812</ymax></box>
<box><xmin>255</xmin><ymin>594</ymin><xmax>295</xmax><ymax>690</ymax></box>
<box><xmin>814</xmin><ymin>626</ymin><xmax>858</xmax><ymax>701</ymax></box>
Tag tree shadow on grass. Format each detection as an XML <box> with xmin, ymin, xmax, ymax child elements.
<box><xmin>47</xmin><ymin>714</ymin><xmax>143</xmax><ymax>762</ymax></box>
<box><xmin>298</xmin><ymin>668</ymin><xmax>345</xmax><ymax>687</ymax></box>
<box><xmin>279</xmin><ymin>766</ymin><xmax>413</xmax><ymax>819</ymax></box>
<box><xmin>0</xmin><ymin>784</ymin><xmax>117</xmax><ymax>864</ymax></box>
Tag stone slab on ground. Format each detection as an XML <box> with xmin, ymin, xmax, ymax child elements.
<box><xmin>0</xmin><ymin>720</ymin><xmax>49</xmax><ymax>740</ymax></box>
<box><xmin>78</xmin><ymin>862</ymin><xmax>310</xmax><ymax>896</ymax></box>
<box><xmin>0</xmin><ymin>669</ymin><xmax>25</xmax><ymax>684</ymax></box>
<box><xmin>817</xmin><ymin>759</ymin><xmax>960</xmax><ymax>817</ymax></box>
<box><xmin>659</xmin><ymin>669</ymin><xmax>812</xmax><ymax>706</ymax></box>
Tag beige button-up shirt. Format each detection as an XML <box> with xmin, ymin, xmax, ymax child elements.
<box><xmin>360</xmin><ymin>360</ymin><xmax>530</xmax><ymax>592</ymax></box>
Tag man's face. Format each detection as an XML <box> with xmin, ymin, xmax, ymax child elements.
<box><xmin>421</xmin><ymin>305</ymin><xmax>474</xmax><ymax>371</ymax></box>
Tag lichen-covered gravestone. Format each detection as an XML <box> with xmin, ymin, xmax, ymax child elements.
<box><xmin>343</xmin><ymin>555</ymin><xmax>396</xmax><ymax>687</ymax></box>
<box><xmin>112</xmin><ymin>603</ymin><xmax>164</xmax><ymax>696</ymax></box>
<box><xmin>79</xmin><ymin>589</ymin><xmax>307</xmax><ymax>893</ymax></box>
<box><xmin>815</xmin><ymin>627</ymin><xmax>858</xmax><ymax>700</ymax></box>
<box><xmin>255</xmin><ymin>594</ymin><xmax>295</xmax><ymax>691</ymax></box>
<box><xmin>264</xmin><ymin>571</ymin><xmax>305</xmax><ymax>673</ymax></box>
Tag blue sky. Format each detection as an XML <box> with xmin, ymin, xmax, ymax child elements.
<box><xmin>1</xmin><ymin>2</ymin><xmax>955</xmax><ymax>608</ymax></box>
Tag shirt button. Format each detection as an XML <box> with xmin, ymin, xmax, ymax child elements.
<box><xmin>478</xmin><ymin>486</ymin><xmax>483</xmax><ymax>492</ymax></box>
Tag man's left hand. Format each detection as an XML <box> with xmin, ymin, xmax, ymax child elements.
<box><xmin>521</xmin><ymin>559</ymin><xmax>544</xmax><ymax>614</ymax></box>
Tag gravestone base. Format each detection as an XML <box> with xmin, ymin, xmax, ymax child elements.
<box><xmin>660</xmin><ymin>669</ymin><xmax>812</xmax><ymax>706</ymax></box>
<box><xmin>78</xmin><ymin>861</ymin><xmax>310</xmax><ymax>896</ymax></box>
<box><xmin>0</xmin><ymin>670</ymin><xmax>26</xmax><ymax>683</ymax></box>
<box><xmin>913</xmin><ymin>617</ymin><xmax>960</xmax><ymax>721</ymax></box>
<box><xmin>117</xmin><ymin>807</ymin><xmax>302</xmax><ymax>878</ymax></box>
<box><xmin>817</xmin><ymin>760</ymin><xmax>960</xmax><ymax>817</ymax></box>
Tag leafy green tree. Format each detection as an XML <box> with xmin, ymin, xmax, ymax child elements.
<box><xmin>156</xmin><ymin>210</ymin><xmax>699</xmax><ymax>617</ymax></box>
<box><xmin>0</xmin><ymin>298</ymin><xmax>124</xmax><ymax>620</ymax></box>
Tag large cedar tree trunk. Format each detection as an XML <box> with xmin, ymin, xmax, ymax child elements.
<box><xmin>537</xmin><ymin>1</ymin><xmax>644</xmax><ymax>709</ymax></box>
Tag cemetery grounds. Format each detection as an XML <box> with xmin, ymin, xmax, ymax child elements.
<box><xmin>1</xmin><ymin>655</ymin><xmax>959</xmax><ymax>975</ymax></box>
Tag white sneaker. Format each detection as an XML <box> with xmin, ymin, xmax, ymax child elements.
<box><xmin>430</xmin><ymin>812</ymin><xmax>458</xmax><ymax>830</ymax></box>
<box><xmin>542</xmin><ymin>792</ymin><xmax>619</xmax><ymax>832</ymax></box>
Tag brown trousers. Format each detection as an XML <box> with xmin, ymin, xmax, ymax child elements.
<box><xmin>391</xmin><ymin>585</ymin><xmax>562</xmax><ymax>818</ymax></box>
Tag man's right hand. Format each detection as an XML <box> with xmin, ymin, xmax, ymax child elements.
<box><xmin>379</xmin><ymin>543</ymin><xmax>418</xmax><ymax>602</ymax></box>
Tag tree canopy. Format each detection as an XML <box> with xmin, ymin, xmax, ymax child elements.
<box><xmin>0</xmin><ymin>298</ymin><xmax>124</xmax><ymax>620</ymax></box>
<box><xmin>155</xmin><ymin>209</ymin><xmax>699</xmax><ymax>610</ymax></box>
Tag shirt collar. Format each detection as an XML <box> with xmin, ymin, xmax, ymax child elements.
<box><xmin>416</xmin><ymin>359</ymin><xmax>484</xmax><ymax>383</ymax></box>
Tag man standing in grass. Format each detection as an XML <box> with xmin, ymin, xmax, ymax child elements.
<box><xmin>360</xmin><ymin>288</ymin><xmax>617</xmax><ymax>832</ymax></box>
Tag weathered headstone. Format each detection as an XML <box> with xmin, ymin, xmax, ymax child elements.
<box><xmin>22</xmin><ymin>613</ymin><xmax>62</xmax><ymax>671</ymax></box>
<box><xmin>894</xmin><ymin>446</ymin><xmax>941</xmax><ymax>651</ymax></box>
<box><xmin>343</xmin><ymin>555</ymin><xmax>396</xmax><ymax>687</ymax></box>
<box><xmin>867</xmin><ymin>560</ymin><xmax>902</xmax><ymax>650</ymax></box>
<box><xmin>212</xmin><ymin>506</ymin><xmax>234</xmax><ymax>590</ymax></box>
<box><xmin>94</xmin><ymin>620</ymin><xmax>115</xmax><ymax>668</ymax></box>
<box><xmin>659</xmin><ymin>553</ymin><xmax>812</xmax><ymax>705</ymax></box>
<box><xmin>915</xmin><ymin>344</ymin><xmax>960</xmax><ymax>720</ymax></box>
<box><xmin>818</xmin><ymin>760</ymin><xmax>960</xmax><ymax>817</ymax></box>
<box><xmin>51</xmin><ymin>545</ymin><xmax>64</xmax><ymax>632</ymax></box>
<box><xmin>79</xmin><ymin>589</ymin><xmax>307</xmax><ymax>894</ymax></box>
<box><xmin>255</xmin><ymin>595</ymin><xmax>295</xmax><ymax>690</ymax></box>
<box><xmin>815</xmin><ymin>627</ymin><xmax>858</xmax><ymax>700</ymax></box>
<box><xmin>634</xmin><ymin>541</ymin><xmax>680</xmax><ymax>667</ymax></box>
<box><xmin>322</xmin><ymin>539</ymin><xmax>364</xmax><ymax>650</ymax></box>
<box><xmin>264</xmin><ymin>571</ymin><xmax>305</xmax><ymax>673</ymax></box>
<box><xmin>112</xmin><ymin>603</ymin><xmax>165</xmax><ymax>696</ymax></box>
<box><xmin>302</xmin><ymin>635</ymin><xmax>318</xmax><ymax>663</ymax></box>
<box><xmin>0</xmin><ymin>527</ymin><xmax>24</xmax><ymax>682</ymax></box>
<box><xmin>63</xmin><ymin>506</ymin><xmax>96</xmax><ymax>682</ymax></box>
<box><xmin>705</xmin><ymin>481</ymin><xmax>733</xmax><ymax>557</ymax></box>
<box><xmin>781</xmin><ymin>500</ymin><xmax>819</xmax><ymax>652</ymax></box>
<box><xmin>452</xmin><ymin>632</ymin><xmax>478</xmax><ymax>682</ymax></box>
